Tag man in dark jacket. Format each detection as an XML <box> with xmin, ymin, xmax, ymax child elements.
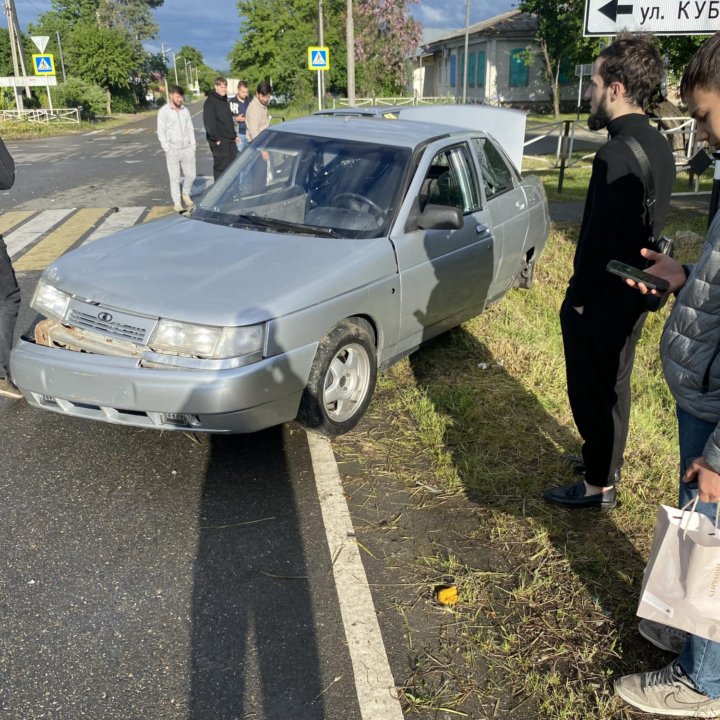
<box><xmin>0</xmin><ymin>137</ymin><xmax>20</xmax><ymax>399</ymax></box>
<box><xmin>203</xmin><ymin>76</ymin><xmax>237</xmax><ymax>180</ymax></box>
<box><xmin>614</xmin><ymin>32</ymin><xmax>720</xmax><ymax>717</ymax></box>
<box><xmin>543</xmin><ymin>34</ymin><xmax>675</xmax><ymax>509</ymax></box>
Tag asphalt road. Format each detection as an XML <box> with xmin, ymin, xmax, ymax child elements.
<box><xmin>0</xmin><ymin>112</ymin><xmax>381</xmax><ymax>720</ymax></box>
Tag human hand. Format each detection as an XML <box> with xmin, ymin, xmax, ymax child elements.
<box><xmin>684</xmin><ymin>456</ymin><xmax>720</xmax><ymax>503</ymax></box>
<box><xmin>625</xmin><ymin>248</ymin><xmax>686</xmax><ymax>296</ymax></box>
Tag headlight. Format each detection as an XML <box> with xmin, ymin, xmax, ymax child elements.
<box><xmin>149</xmin><ymin>320</ymin><xmax>264</xmax><ymax>359</ymax></box>
<box><xmin>31</xmin><ymin>280</ymin><xmax>71</xmax><ymax>321</ymax></box>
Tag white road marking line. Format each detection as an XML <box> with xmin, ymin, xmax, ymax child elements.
<box><xmin>6</xmin><ymin>208</ymin><xmax>76</xmax><ymax>258</ymax></box>
<box><xmin>82</xmin><ymin>206</ymin><xmax>146</xmax><ymax>245</ymax></box>
<box><xmin>306</xmin><ymin>433</ymin><xmax>404</xmax><ymax>720</ymax></box>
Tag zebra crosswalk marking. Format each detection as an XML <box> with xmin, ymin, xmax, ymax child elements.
<box><xmin>14</xmin><ymin>208</ymin><xmax>109</xmax><ymax>272</ymax></box>
<box><xmin>143</xmin><ymin>206</ymin><xmax>175</xmax><ymax>222</ymax></box>
<box><xmin>6</xmin><ymin>208</ymin><xmax>76</xmax><ymax>258</ymax></box>
<box><xmin>82</xmin><ymin>206</ymin><xmax>145</xmax><ymax>246</ymax></box>
<box><xmin>0</xmin><ymin>210</ymin><xmax>34</xmax><ymax>235</ymax></box>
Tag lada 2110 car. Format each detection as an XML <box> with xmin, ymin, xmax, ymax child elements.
<box><xmin>11</xmin><ymin>107</ymin><xmax>550</xmax><ymax>436</ymax></box>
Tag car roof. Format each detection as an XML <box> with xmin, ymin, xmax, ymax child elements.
<box><xmin>270</xmin><ymin>114</ymin><xmax>471</xmax><ymax>150</ymax></box>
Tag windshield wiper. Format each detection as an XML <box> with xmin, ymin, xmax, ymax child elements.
<box><xmin>234</xmin><ymin>214</ymin><xmax>341</xmax><ymax>238</ymax></box>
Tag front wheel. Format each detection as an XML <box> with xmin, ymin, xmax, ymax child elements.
<box><xmin>298</xmin><ymin>318</ymin><xmax>377</xmax><ymax>436</ymax></box>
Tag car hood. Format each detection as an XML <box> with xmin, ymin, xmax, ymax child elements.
<box><xmin>43</xmin><ymin>215</ymin><xmax>398</xmax><ymax>326</ymax></box>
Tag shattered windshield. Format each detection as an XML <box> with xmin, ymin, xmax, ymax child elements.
<box><xmin>194</xmin><ymin>130</ymin><xmax>411</xmax><ymax>239</ymax></box>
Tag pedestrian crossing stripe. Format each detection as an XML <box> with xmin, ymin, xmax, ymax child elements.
<box><xmin>3</xmin><ymin>206</ymin><xmax>175</xmax><ymax>271</ymax></box>
<box><xmin>32</xmin><ymin>53</ymin><xmax>55</xmax><ymax>76</ymax></box>
<box><xmin>307</xmin><ymin>46</ymin><xmax>329</xmax><ymax>71</ymax></box>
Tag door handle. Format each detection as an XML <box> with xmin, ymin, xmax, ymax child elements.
<box><xmin>476</xmin><ymin>223</ymin><xmax>489</xmax><ymax>234</ymax></box>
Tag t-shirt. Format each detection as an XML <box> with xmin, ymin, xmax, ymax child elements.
<box><xmin>228</xmin><ymin>95</ymin><xmax>250</xmax><ymax>134</ymax></box>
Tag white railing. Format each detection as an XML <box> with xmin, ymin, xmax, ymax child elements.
<box><xmin>332</xmin><ymin>96</ymin><xmax>456</xmax><ymax>108</ymax></box>
<box><xmin>0</xmin><ymin>108</ymin><xmax>81</xmax><ymax>124</ymax></box>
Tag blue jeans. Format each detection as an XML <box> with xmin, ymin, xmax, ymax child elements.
<box><xmin>676</xmin><ymin>405</ymin><xmax>720</xmax><ymax>697</ymax></box>
<box><xmin>0</xmin><ymin>234</ymin><xmax>19</xmax><ymax>378</ymax></box>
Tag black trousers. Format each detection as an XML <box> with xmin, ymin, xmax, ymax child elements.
<box><xmin>560</xmin><ymin>296</ymin><xmax>646</xmax><ymax>487</ymax></box>
<box><xmin>0</xmin><ymin>235</ymin><xmax>20</xmax><ymax>378</ymax></box>
<box><xmin>208</xmin><ymin>138</ymin><xmax>237</xmax><ymax>180</ymax></box>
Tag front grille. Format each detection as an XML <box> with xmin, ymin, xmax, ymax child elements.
<box><xmin>67</xmin><ymin>308</ymin><xmax>148</xmax><ymax>344</ymax></box>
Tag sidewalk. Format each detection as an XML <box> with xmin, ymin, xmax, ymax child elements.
<box><xmin>549</xmin><ymin>192</ymin><xmax>710</xmax><ymax>223</ymax></box>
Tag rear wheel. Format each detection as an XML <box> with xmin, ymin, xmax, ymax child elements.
<box><xmin>513</xmin><ymin>252</ymin><xmax>535</xmax><ymax>289</ymax></box>
<box><xmin>298</xmin><ymin>318</ymin><xmax>377</xmax><ymax>436</ymax></box>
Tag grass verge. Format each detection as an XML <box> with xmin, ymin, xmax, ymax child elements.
<box><xmin>333</xmin><ymin>213</ymin><xmax>705</xmax><ymax>718</ymax></box>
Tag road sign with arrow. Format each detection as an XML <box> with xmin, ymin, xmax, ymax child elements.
<box><xmin>585</xmin><ymin>0</ymin><xmax>720</xmax><ymax>35</ymax></box>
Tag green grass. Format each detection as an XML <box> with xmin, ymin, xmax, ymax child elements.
<box><xmin>523</xmin><ymin>153</ymin><xmax>713</xmax><ymax>202</ymax></box>
<box><xmin>333</xmin><ymin>214</ymin><xmax>706</xmax><ymax>718</ymax></box>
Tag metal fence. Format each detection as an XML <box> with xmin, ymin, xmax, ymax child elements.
<box><xmin>0</xmin><ymin>108</ymin><xmax>81</xmax><ymax>124</ymax></box>
<box><xmin>331</xmin><ymin>96</ymin><xmax>456</xmax><ymax>108</ymax></box>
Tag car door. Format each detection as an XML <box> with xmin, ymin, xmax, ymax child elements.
<box><xmin>470</xmin><ymin>136</ymin><xmax>530</xmax><ymax>298</ymax></box>
<box><xmin>389</xmin><ymin>142</ymin><xmax>495</xmax><ymax>355</ymax></box>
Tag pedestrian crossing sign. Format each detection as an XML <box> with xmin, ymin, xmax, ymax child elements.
<box><xmin>32</xmin><ymin>54</ymin><xmax>55</xmax><ymax>76</ymax></box>
<box><xmin>308</xmin><ymin>46</ymin><xmax>329</xmax><ymax>71</ymax></box>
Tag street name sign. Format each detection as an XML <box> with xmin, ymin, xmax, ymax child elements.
<box><xmin>0</xmin><ymin>76</ymin><xmax>57</xmax><ymax>87</ymax></box>
<box><xmin>308</xmin><ymin>46</ymin><xmax>330</xmax><ymax>71</ymax></box>
<box><xmin>585</xmin><ymin>0</ymin><xmax>720</xmax><ymax>35</ymax></box>
<box><xmin>32</xmin><ymin>54</ymin><xmax>56</xmax><ymax>76</ymax></box>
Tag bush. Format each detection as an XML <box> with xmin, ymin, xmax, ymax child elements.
<box><xmin>110</xmin><ymin>89</ymin><xmax>136</xmax><ymax>114</ymax></box>
<box><xmin>50</xmin><ymin>78</ymin><xmax>105</xmax><ymax>119</ymax></box>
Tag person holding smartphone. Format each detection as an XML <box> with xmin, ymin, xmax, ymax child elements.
<box><xmin>613</xmin><ymin>32</ymin><xmax>720</xmax><ymax>718</ymax></box>
<box><xmin>542</xmin><ymin>34</ymin><xmax>675</xmax><ymax>510</ymax></box>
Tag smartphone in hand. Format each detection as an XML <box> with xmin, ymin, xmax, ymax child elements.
<box><xmin>606</xmin><ymin>260</ymin><xmax>670</xmax><ymax>293</ymax></box>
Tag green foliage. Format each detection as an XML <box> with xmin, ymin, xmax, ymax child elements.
<box><xmin>49</xmin><ymin>77</ymin><xmax>105</xmax><ymax>117</ymax></box>
<box><xmin>174</xmin><ymin>45</ymin><xmax>218</xmax><ymax>94</ymax></box>
<box><xmin>230</xmin><ymin>0</ymin><xmax>324</xmax><ymax>100</ymax></box>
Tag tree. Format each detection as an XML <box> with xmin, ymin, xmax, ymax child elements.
<box><xmin>519</xmin><ymin>0</ymin><xmax>597</xmax><ymax>118</ymax></box>
<box><xmin>229</xmin><ymin>0</ymin><xmax>348</xmax><ymax>103</ymax></box>
<box><xmin>353</xmin><ymin>0</ymin><xmax>421</xmax><ymax>96</ymax></box>
<box><xmin>66</xmin><ymin>23</ymin><xmax>140</xmax><ymax>113</ymax></box>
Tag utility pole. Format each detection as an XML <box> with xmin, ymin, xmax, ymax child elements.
<box><xmin>318</xmin><ymin>0</ymin><xmax>325</xmax><ymax>110</ymax></box>
<box><xmin>3</xmin><ymin>0</ymin><xmax>30</xmax><ymax>110</ymax></box>
<box><xmin>160</xmin><ymin>42</ymin><xmax>170</xmax><ymax>99</ymax></box>
<box><xmin>56</xmin><ymin>31</ymin><xmax>66</xmax><ymax>83</ymax></box>
<box><xmin>462</xmin><ymin>0</ymin><xmax>470</xmax><ymax>103</ymax></box>
<box><xmin>172</xmin><ymin>53</ymin><xmax>179</xmax><ymax>86</ymax></box>
<box><xmin>346</xmin><ymin>0</ymin><xmax>355</xmax><ymax>105</ymax></box>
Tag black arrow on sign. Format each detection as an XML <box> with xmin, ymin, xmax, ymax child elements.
<box><xmin>598</xmin><ymin>0</ymin><xmax>634</xmax><ymax>21</ymax></box>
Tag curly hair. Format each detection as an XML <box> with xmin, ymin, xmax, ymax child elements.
<box><xmin>597</xmin><ymin>33</ymin><xmax>664</xmax><ymax>110</ymax></box>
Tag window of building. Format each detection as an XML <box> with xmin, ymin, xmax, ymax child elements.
<box><xmin>450</xmin><ymin>54</ymin><xmax>456</xmax><ymax>87</ymax></box>
<box><xmin>468</xmin><ymin>53</ymin><xmax>476</xmax><ymax>87</ymax></box>
<box><xmin>509</xmin><ymin>48</ymin><xmax>529</xmax><ymax>87</ymax></box>
<box><xmin>477</xmin><ymin>50</ymin><xmax>486</xmax><ymax>86</ymax></box>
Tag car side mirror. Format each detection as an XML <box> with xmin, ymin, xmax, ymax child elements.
<box><xmin>415</xmin><ymin>204</ymin><xmax>464</xmax><ymax>231</ymax></box>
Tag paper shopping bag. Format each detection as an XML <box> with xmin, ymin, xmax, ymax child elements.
<box><xmin>637</xmin><ymin>502</ymin><xmax>720</xmax><ymax>642</ymax></box>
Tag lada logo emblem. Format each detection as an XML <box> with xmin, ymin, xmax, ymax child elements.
<box><xmin>97</xmin><ymin>312</ymin><xmax>113</xmax><ymax>323</ymax></box>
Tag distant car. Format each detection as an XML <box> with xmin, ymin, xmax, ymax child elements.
<box><xmin>11</xmin><ymin>110</ymin><xmax>549</xmax><ymax>436</ymax></box>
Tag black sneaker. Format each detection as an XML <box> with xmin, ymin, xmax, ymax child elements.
<box><xmin>542</xmin><ymin>479</ymin><xmax>617</xmax><ymax>509</ymax></box>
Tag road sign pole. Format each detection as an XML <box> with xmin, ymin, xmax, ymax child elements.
<box><xmin>45</xmin><ymin>75</ymin><xmax>53</xmax><ymax>115</ymax></box>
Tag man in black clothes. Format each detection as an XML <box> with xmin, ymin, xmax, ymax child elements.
<box><xmin>203</xmin><ymin>76</ymin><xmax>237</xmax><ymax>180</ymax></box>
<box><xmin>543</xmin><ymin>34</ymin><xmax>675</xmax><ymax>510</ymax></box>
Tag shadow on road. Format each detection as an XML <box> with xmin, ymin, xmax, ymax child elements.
<box><xmin>189</xmin><ymin>428</ymin><xmax>325</xmax><ymax>720</ymax></box>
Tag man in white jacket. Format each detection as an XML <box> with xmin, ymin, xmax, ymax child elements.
<box><xmin>157</xmin><ymin>85</ymin><xmax>196</xmax><ymax>213</ymax></box>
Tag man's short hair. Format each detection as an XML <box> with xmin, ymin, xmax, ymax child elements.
<box><xmin>214</xmin><ymin>76</ymin><xmax>227</xmax><ymax>86</ymax></box>
<box><xmin>238</xmin><ymin>81</ymin><xmax>248</xmax><ymax>91</ymax></box>
<box><xmin>168</xmin><ymin>85</ymin><xmax>184</xmax><ymax>96</ymax></box>
<box><xmin>597</xmin><ymin>33</ymin><xmax>664</xmax><ymax>110</ymax></box>
<box><xmin>680</xmin><ymin>32</ymin><xmax>720</xmax><ymax>102</ymax></box>
<box><xmin>256</xmin><ymin>80</ymin><xmax>272</xmax><ymax>96</ymax></box>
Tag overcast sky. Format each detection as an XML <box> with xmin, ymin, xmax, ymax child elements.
<box><xmin>13</xmin><ymin>0</ymin><xmax>516</xmax><ymax>73</ymax></box>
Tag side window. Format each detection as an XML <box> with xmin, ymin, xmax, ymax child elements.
<box><xmin>471</xmin><ymin>137</ymin><xmax>515</xmax><ymax>199</ymax></box>
<box><xmin>509</xmin><ymin>48</ymin><xmax>529</xmax><ymax>87</ymax></box>
<box><xmin>419</xmin><ymin>146</ymin><xmax>481</xmax><ymax>214</ymax></box>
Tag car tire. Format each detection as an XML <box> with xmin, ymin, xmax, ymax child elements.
<box><xmin>298</xmin><ymin>318</ymin><xmax>377</xmax><ymax>436</ymax></box>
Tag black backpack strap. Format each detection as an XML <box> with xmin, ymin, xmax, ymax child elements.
<box><xmin>617</xmin><ymin>134</ymin><xmax>655</xmax><ymax>240</ymax></box>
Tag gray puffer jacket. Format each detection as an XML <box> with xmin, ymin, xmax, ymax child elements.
<box><xmin>661</xmin><ymin>211</ymin><xmax>720</xmax><ymax>470</ymax></box>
